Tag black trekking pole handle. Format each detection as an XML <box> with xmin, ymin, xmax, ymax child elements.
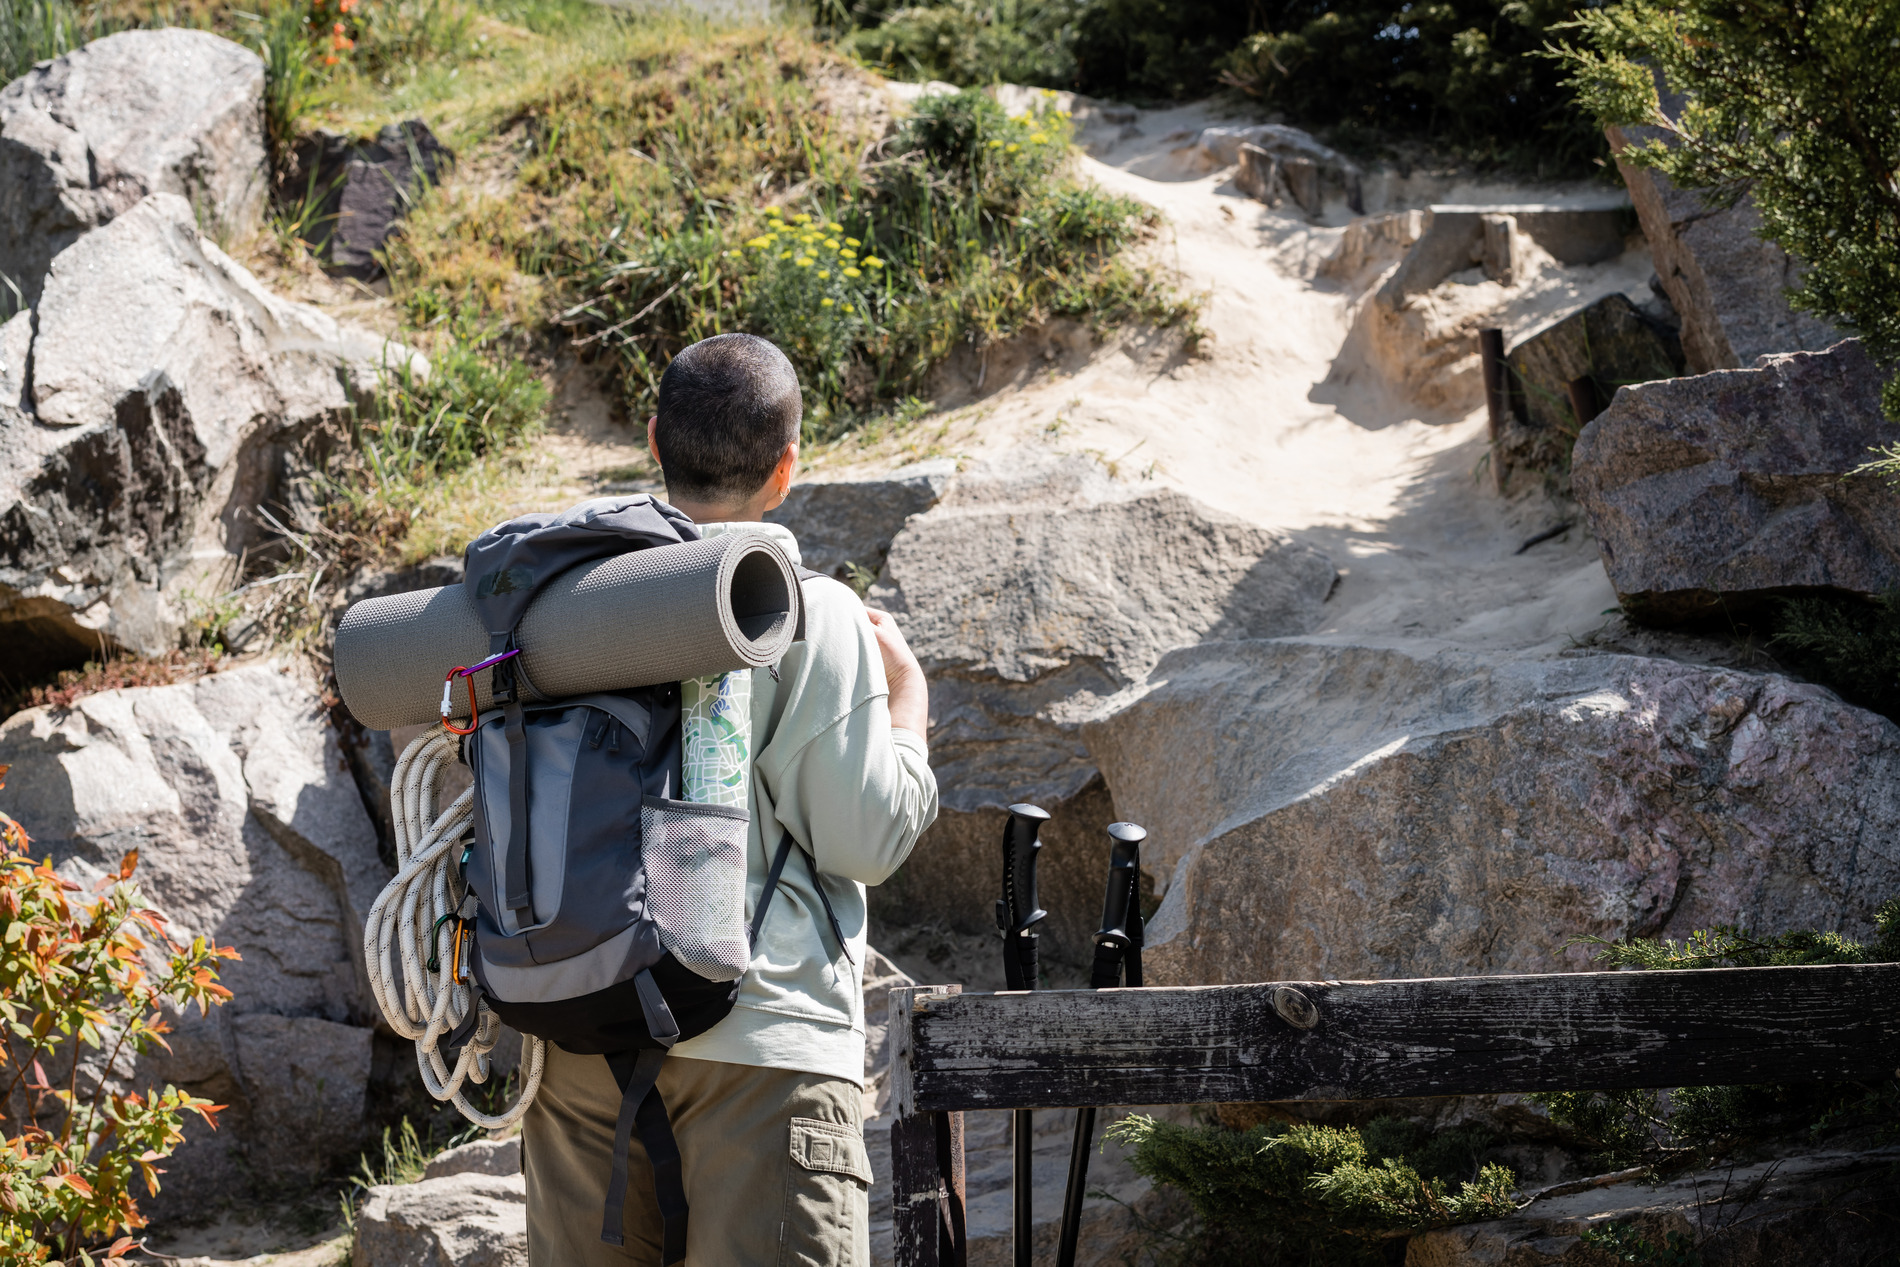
<box><xmin>997</xmin><ymin>803</ymin><xmax>1049</xmax><ymax>991</ymax></box>
<box><xmin>1056</xmin><ymin>821</ymin><xmax>1147</xmax><ymax>1267</ymax></box>
<box><xmin>997</xmin><ymin>802</ymin><xmax>1049</xmax><ymax>1267</ymax></box>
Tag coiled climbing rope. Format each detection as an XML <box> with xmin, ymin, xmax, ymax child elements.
<box><xmin>364</xmin><ymin>728</ymin><xmax>545</xmax><ymax>1129</ymax></box>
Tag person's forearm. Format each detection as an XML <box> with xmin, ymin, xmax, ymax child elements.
<box><xmin>887</xmin><ymin>668</ymin><xmax>928</xmax><ymax>738</ymax></box>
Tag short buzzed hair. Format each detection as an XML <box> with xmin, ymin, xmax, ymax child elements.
<box><xmin>653</xmin><ymin>334</ymin><xmax>802</xmax><ymax>504</ymax></box>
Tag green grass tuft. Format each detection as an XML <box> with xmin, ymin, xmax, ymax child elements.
<box><xmin>1105</xmin><ymin>1111</ymin><xmax>1517</xmax><ymax>1264</ymax></box>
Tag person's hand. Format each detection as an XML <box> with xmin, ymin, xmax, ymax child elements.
<box><xmin>864</xmin><ymin>607</ymin><xmax>928</xmax><ymax>737</ymax></box>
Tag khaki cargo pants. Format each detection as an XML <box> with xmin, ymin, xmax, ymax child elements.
<box><xmin>523</xmin><ymin>1044</ymin><xmax>872</xmax><ymax>1266</ymax></box>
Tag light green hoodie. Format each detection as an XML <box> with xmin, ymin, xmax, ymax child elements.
<box><xmin>671</xmin><ymin>521</ymin><xmax>938</xmax><ymax>1084</ymax></box>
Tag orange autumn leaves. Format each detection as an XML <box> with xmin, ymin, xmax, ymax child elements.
<box><xmin>0</xmin><ymin>766</ymin><xmax>238</xmax><ymax>1264</ymax></box>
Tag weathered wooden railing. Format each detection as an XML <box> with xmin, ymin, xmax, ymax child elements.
<box><xmin>886</xmin><ymin>964</ymin><xmax>1900</xmax><ymax>1266</ymax></box>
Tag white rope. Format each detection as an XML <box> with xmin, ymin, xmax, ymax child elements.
<box><xmin>364</xmin><ymin>728</ymin><xmax>545</xmax><ymax>1130</ymax></box>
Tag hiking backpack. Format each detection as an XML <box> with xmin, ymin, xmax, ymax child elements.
<box><xmin>450</xmin><ymin>495</ymin><xmax>845</xmax><ymax>1259</ymax></box>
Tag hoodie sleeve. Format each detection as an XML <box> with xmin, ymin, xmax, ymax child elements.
<box><xmin>753</xmin><ymin>576</ymin><xmax>939</xmax><ymax>886</ymax></box>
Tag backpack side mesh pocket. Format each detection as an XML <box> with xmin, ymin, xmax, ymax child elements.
<box><xmin>640</xmin><ymin>796</ymin><xmax>752</xmax><ymax>981</ymax></box>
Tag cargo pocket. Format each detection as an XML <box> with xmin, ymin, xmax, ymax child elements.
<box><xmin>780</xmin><ymin>1117</ymin><xmax>871</xmax><ymax>1267</ymax></box>
<box><xmin>639</xmin><ymin>796</ymin><xmax>751</xmax><ymax>981</ymax></box>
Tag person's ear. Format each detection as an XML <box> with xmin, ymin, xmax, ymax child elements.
<box><xmin>646</xmin><ymin>416</ymin><xmax>661</xmax><ymax>471</ymax></box>
<box><xmin>768</xmin><ymin>441</ymin><xmax>798</xmax><ymax>510</ymax></box>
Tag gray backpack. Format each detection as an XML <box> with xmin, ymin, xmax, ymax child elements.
<box><xmin>451</xmin><ymin>497</ymin><xmax>847</xmax><ymax>1259</ymax></box>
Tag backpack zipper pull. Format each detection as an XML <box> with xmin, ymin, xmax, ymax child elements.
<box><xmin>608</xmin><ymin>720</ymin><xmax>621</xmax><ymax>755</ymax></box>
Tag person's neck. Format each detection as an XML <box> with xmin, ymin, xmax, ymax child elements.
<box><xmin>667</xmin><ymin>492</ymin><xmax>765</xmax><ymax>525</ymax></box>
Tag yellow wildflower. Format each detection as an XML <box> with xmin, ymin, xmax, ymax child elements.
<box><xmin>818</xmin><ymin>270</ymin><xmax>830</xmax><ymax>279</ymax></box>
<box><xmin>1005</xmin><ymin>143</ymin><xmax>1020</xmax><ymax>153</ymax></box>
<box><xmin>839</xmin><ymin>249</ymin><xmax>857</xmax><ymax>259</ymax></box>
<box><xmin>746</xmin><ymin>236</ymin><xmax>772</xmax><ymax>249</ymax></box>
<box><xmin>1030</xmin><ymin>133</ymin><xmax>1048</xmax><ymax>144</ymax></box>
<box><xmin>842</xmin><ymin>304</ymin><xmax>854</xmax><ymax>314</ymax></box>
<box><xmin>827</xmin><ymin>221</ymin><xmax>844</xmax><ymax>232</ymax></box>
<box><xmin>792</xmin><ymin>213</ymin><xmax>812</xmax><ymax>224</ymax></box>
<box><xmin>821</xmin><ymin>297</ymin><xmax>834</xmax><ymax>307</ymax></box>
<box><xmin>987</xmin><ymin>139</ymin><xmax>1004</xmax><ymax>148</ymax></box>
<box><xmin>764</xmin><ymin>207</ymin><xmax>781</xmax><ymax>217</ymax></box>
<box><xmin>863</xmin><ymin>257</ymin><xmax>884</xmax><ymax>268</ymax></box>
<box><xmin>795</xmin><ymin>256</ymin><xmax>814</xmax><ymax>267</ymax></box>
<box><xmin>779</xmin><ymin>250</ymin><xmax>792</xmax><ymax>259</ymax></box>
<box><xmin>842</xmin><ymin>267</ymin><xmax>861</xmax><ymax>278</ymax></box>
<box><xmin>844</xmin><ymin>237</ymin><xmax>861</xmax><ymax>247</ymax></box>
<box><xmin>823</xmin><ymin>238</ymin><xmax>839</xmax><ymax>249</ymax></box>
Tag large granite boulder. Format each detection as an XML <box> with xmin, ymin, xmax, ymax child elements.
<box><xmin>867</xmin><ymin>457</ymin><xmax>1336</xmax><ymax>964</ymax></box>
<box><xmin>1408</xmin><ymin>1146</ymin><xmax>1900</xmax><ymax>1266</ymax></box>
<box><xmin>0</xmin><ymin>663</ymin><xmax>390</xmax><ymax>1212</ymax></box>
<box><xmin>0</xmin><ymin>29</ymin><xmax>266</xmax><ymax>308</ymax></box>
<box><xmin>1608</xmin><ymin>83</ymin><xmax>1840</xmax><ymax>373</ymax></box>
<box><xmin>1572</xmin><ymin>339</ymin><xmax>1900</xmax><ymax>624</ymax></box>
<box><xmin>764</xmin><ymin>460</ymin><xmax>954</xmax><ymax>582</ymax></box>
<box><xmin>0</xmin><ymin>193</ymin><xmax>416</xmax><ymax>681</ymax></box>
<box><xmin>1084</xmin><ymin>640</ymin><xmax>1900</xmax><ymax>989</ymax></box>
<box><xmin>353</xmin><ymin>1172</ymin><xmax>527</xmax><ymax>1267</ymax></box>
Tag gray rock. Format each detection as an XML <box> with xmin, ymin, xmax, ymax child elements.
<box><xmin>423</xmin><ymin>1137</ymin><xmax>522</xmax><ymax>1182</ymax></box>
<box><xmin>867</xmin><ymin>456</ymin><xmax>1336</xmax><ymax>963</ymax></box>
<box><xmin>1233</xmin><ymin>142</ymin><xmax>1282</xmax><ymax>205</ymax></box>
<box><xmin>0</xmin><ymin>663</ymin><xmax>389</xmax><ymax>1209</ymax></box>
<box><xmin>1190</xmin><ymin>123</ymin><xmax>1363</xmax><ymax>215</ymax></box>
<box><xmin>0</xmin><ymin>310</ymin><xmax>27</xmax><ymax>414</ymax></box>
<box><xmin>0</xmin><ymin>193</ymin><xmax>419</xmax><ymax>679</ymax></box>
<box><xmin>353</xmin><ymin>1172</ymin><xmax>527</xmax><ymax>1267</ymax></box>
<box><xmin>1083</xmin><ymin>640</ymin><xmax>1900</xmax><ymax>989</ymax></box>
<box><xmin>1318</xmin><ymin>210</ymin><xmax>1424</xmax><ymax>281</ymax></box>
<box><xmin>764</xmin><ymin>460</ymin><xmax>954</xmax><ymax>583</ymax></box>
<box><xmin>293</xmin><ymin>120</ymin><xmax>453</xmax><ymax>280</ymax></box>
<box><xmin>1608</xmin><ymin>80</ymin><xmax>1841</xmax><ymax>373</ymax></box>
<box><xmin>0</xmin><ymin>30</ymin><xmax>266</xmax><ymax>308</ymax></box>
<box><xmin>1496</xmin><ymin>292</ymin><xmax>1683</xmax><ymax>488</ymax></box>
<box><xmin>1379</xmin><ymin>204</ymin><xmax>1634</xmax><ymax>305</ymax></box>
<box><xmin>1407</xmin><ymin>1147</ymin><xmax>1900</xmax><ymax>1266</ymax></box>
<box><xmin>1572</xmin><ymin>339</ymin><xmax>1900</xmax><ymax>624</ymax></box>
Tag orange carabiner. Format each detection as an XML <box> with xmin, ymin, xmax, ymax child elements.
<box><xmin>441</xmin><ymin>668</ymin><xmax>481</xmax><ymax>735</ymax></box>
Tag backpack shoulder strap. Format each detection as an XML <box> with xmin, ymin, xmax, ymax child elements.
<box><xmin>792</xmin><ymin>565</ymin><xmax>824</xmax><ymax>643</ymax></box>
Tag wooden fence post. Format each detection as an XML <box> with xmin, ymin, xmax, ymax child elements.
<box><xmin>1479</xmin><ymin>327</ymin><xmax>1508</xmax><ymax>493</ymax></box>
<box><xmin>890</xmin><ymin>985</ymin><xmax>966</xmax><ymax>1267</ymax></box>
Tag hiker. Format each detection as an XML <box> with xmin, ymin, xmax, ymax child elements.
<box><xmin>521</xmin><ymin>333</ymin><xmax>939</xmax><ymax>1265</ymax></box>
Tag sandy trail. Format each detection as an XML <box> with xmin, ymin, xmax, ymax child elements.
<box><xmin>830</xmin><ymin>100</ymin><xmax>1666</xmax><ymax>658</ymax></box>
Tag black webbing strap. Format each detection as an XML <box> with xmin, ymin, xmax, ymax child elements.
<box><xmin>799</xmin><ymin>846</ymin><xmax>855</xmax><ymax>967</ymax></box>
<box><xmin>601</xmin><ymin>1046</ymin><xmax>680</xmax><ymax>1255</ymax></box>
<box><xmin>747</xmin><ymin>830</ymin><xmax>799</xmax><ymax>951</ymax></box>
<box><xmin>503</xmin><ymin>698</ymin><xmax>531</xmax><ymax>917</ymax></box>
<box><xmin>748</xmin><ymin>830</ymin><xmax>854</xmax><ymax>965</ymax></box>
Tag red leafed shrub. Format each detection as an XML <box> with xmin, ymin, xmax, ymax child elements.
<box><xmin>0</xmin><ymin>766</ymin><xmax>238</xmax><ymax>1265</ymax></box>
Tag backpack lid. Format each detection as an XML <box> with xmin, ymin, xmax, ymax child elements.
<box><xmin>464</xmin><ymin>495</ymin><xmax>699</xmax><ymax>638</ymax></box>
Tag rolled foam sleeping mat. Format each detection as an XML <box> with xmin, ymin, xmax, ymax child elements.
<box><xmin>334</xmin><ymin>533</ymin><xmax>801</xmax><ymax>731</ymax></box>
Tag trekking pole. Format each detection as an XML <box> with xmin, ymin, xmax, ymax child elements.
<box><xmin>996</xmin><ymin>803</ymin><xmax>1050</xmax><ymax>1267</ymax></box>
<box><xmin>1054</xmin><ymin>822</ymin><xmax>1147</xmax><ymax>1267</ymax></box>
